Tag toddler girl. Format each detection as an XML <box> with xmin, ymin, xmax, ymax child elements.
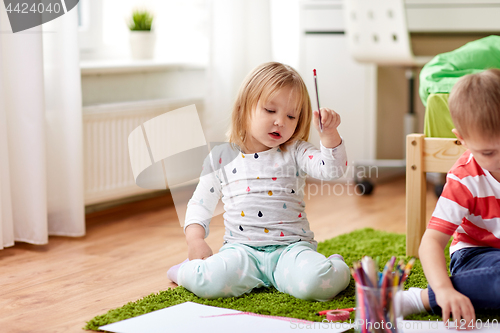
<box><xmin>167</xmin><ymin>62</ymin><xmax>350</xmax><ymax>301</ymax></box>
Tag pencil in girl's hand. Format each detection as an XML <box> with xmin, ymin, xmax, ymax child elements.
<box><xmin>313</xmin><ymin>69</ymin><xmax>323</xmax><ymax>132</ymax></box>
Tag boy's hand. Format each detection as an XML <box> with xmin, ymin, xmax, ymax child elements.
<box><xmin>435</xmin><ymin>287</ymin><xmax>476</xmax><ymax>330</ymax></box>
<box><xmin>420</xmin><ymin>229</ymin><xmax>476</xmax><ymax>329</ymax></box>
<box><xmin>187</xmin><ymin>238</ymin><xmax>213</xmax><ymax>260</ymax></box>
<box><xmin>313</xmin><ymin>108</ymin><xmax>342</xmax><ymax>148</ymax></box>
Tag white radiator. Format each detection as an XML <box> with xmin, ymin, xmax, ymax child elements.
<box><xmin>82</xmin><ymin>98</ymin><xmax>204</xmax><ymax>205</ymax></box>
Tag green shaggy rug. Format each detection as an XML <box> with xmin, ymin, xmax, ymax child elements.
<box><xmin>85</xmin><ymin>228</ymin><xmax>499</xmax><ymax>331</ymax></box>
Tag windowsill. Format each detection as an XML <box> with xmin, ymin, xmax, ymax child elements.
<box><xmin>80</xmin><ymin>59</ymin><xmax>207</xmax><ymax>76</ymax></box>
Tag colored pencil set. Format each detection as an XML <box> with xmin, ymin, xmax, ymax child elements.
<box><xmin>351</xmin><ymin>256</ymin><xmax>416</xmax><ymax>333</ymax></box>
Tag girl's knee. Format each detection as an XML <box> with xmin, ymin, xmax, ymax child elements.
<box><xmin>314</xmin><ymin>267</ymin><xmax>350</xmax><ymax>299</ymax></box>
<box><xmin>179</xmin><ymin>262</ymin><xmax>238</xmax><ymax>298</ymax></box>
<box><xmin>285</xmin><ymin>259</ymin><xmax>350</xmax><ymax>301</ymax></box>
<box><xmin>178</xmin><ymin>251</ymin><xmax>261</xmax><ymax>299</ymax></box>
<box><xmin>290</xmin><ymin>276</ymin><xmax>348</xmax><ymax>301</ymax></box>
<box><xmin>311</xmin><ymin>256</ymin><xmax>350</xmax><ymax>285</ymax></box>
<box><xmin>330</xmin><ymin>258</ymin><xmax>351</xmax><ymax>288</ymax></box>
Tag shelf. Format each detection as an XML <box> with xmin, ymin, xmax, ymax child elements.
<box><xmin>80</xmin><ymin>59</ymin><xmax>207</xmax><ymax>75</ymax></box>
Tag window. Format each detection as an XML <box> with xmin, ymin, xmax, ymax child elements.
<box><xmin>79</xmin><ymin>0</ymin><xmax>208</xmax><ymax>63</ymax></box>
<box><xmin>78</xmin><ymin>0</ymin><xmax>102</xmax><ymax>51</ymax></box>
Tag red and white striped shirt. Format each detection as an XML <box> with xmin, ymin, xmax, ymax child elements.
<box><xmin>428</xmin><ymin>150</ymin><xmax>500</xmax><ymax>254</ymax></box>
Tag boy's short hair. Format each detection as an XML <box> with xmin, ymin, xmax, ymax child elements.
<box><xmin>449</xmin><ymin>68</ymin><xmax>500</xmax><ymax>139</ymax></box>
<box><xmin>228</xmin><ymin>62</ymin><xmax>312</xmax><ymax>152</ymax></box>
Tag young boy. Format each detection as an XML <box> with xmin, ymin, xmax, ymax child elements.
<box><xmin>402</xmin><ymin>68</ymin><xmax>500</xmax><ymax>328</ymax></box>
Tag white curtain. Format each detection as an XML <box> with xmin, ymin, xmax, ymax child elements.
<box><xmin>204</xmin><ymin>0</ymin><xmax>273</xmax><ymax>144</ymax></box>
<box><xmin>0</xmin><ymin>7</ymin><xmax>85</xmax><ymax>249</ymax></box>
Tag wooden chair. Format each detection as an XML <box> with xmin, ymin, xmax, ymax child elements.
<box><xmin>405</xmin><ymin>134</ymin><xmax>466</xmax><ymax>257</ymax></box>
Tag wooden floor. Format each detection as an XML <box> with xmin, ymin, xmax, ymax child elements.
<box><xmin>0</xmin><ymin>177</ymin><xmax>438</xmax><ymax>333</ymax></box>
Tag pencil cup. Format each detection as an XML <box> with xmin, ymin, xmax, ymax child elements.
<box><xmin>354</xmin><ymin>283</ymin><xmax>403</xmax><ymax>333</ymax></box>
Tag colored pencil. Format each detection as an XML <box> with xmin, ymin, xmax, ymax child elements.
<box><xmin>352</xmin><ymin>256</ymin><xmax>415</xmax><ymax>333</ymax></box>
<box><xmin>313</xmin><ymin>69</ymin><xmax>323</xmax><ymax>132</ymax></box>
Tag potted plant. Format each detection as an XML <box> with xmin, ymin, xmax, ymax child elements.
<box><xmin>127</xmin><ymin>9</ymin><xmax>155</xmax><ymax>60</ymax></box>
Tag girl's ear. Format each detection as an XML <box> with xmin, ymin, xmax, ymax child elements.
<box><xmin>452</xmin><ymin>129</ymin><xmax>467</xmax><ymax>148</ymax></box>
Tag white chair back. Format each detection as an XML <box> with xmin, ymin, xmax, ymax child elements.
<box><xmin>343</xmin><ymin>0</ymin><xmax>416</xmax><ymax>66</ymax></box>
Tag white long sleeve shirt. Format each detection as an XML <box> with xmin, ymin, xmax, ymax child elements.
<box><xmin>184</xmin><ymin>139</ymin><xmax>348</xmax><ymax>247</ymax></box>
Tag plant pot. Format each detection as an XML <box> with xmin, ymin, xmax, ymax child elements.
<box><xmin>129</xmin><ymin>31</ymin><xmax>156</xmax><ymax>60</ymax></box>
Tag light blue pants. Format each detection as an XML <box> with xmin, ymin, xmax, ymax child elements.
<box><xmin>177</xmin><ymin>241</ymin><xmax>350</xmax><ymax>301</ymax></box>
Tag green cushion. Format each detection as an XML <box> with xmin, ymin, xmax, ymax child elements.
<box><xmin>424</xmin><ymin>94</ymin><xmax>455</xmax><ymax>138</ymax></box>
<box><xmin>419</xmin><ymin>35</ymin><xmax>500</xmax><ymax>108</ymax></box>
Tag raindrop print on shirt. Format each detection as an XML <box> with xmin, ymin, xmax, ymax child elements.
<box><xmin>210</xmin><ymin>187</ymin><xmax>214</xmax><ymax>193</ymax></box>
<box><xmin>291</xmin><ymin>189</ymin><xmax>295</xmax><ymax>194</ymax></box>
<box><xmin>241</xmin><ymin>211</ymin><xmax>245</xmax><ymax>217</ymax></box>
<box><xmin>264</xmin><ymin>228</ymin><xmax>269</xmax><ymax>233</ymax></box>
<box><xmin>268</xmin><ymin>191</ymin><xmax>273</xmax><ymax>196</ymax></box>
<box><xmin>239</xmin><ymin>225</ymin><xmax>244</xmax><ymax>231</ymax></box>
<box><xmin>283</xmin><ymin>203</ymin><xmax>287</xmax><ymax>209</ymax></box>
<box><xmin>258</xmin><ymin>211</ymin><xmax>263</xmax><ymax>217</ymax></box>
<box><xmin>232</xmin><ymin>168</ymin><xmax>237</xmax><ymax>174</ymax></box>
<box><xmin>254</xmin><ymin>153</ymin><xmax>259</xmax><ymax>159</ymax></box>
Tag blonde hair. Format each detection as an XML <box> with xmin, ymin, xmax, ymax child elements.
<box><xmin>449</xmin><ymin>68</ymin><xmax>500</xmax><ymax>140</ymax></box>
<box><xmin>227</xmin><ymin>62</ymin><xmax>312</xmax><ymax>152</ymax></box>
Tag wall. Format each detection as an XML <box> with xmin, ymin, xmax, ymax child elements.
<box><xmin>376</xmin><ymin>33</ymin><xmax>493</xmax><ymax>159</ymax></box>
<box><xmin>81</xmin><ymin>63</ymin><xmax>206</xmax><ymax>207</ymax></box>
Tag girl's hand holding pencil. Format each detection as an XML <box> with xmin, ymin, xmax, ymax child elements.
<box><xmin>313</xmin><ymin>107</ymin><xmax>341</xmax><ymax>133</ymax></box>
<box><xmin>312</xmin><ymin>69</ymin><xmax>342</xmax><ymax>149</ymax></box>
<box><xmin>313</xmin><ymin>108</ymin><xmax>342</xmax><ymax>148</ymax></box>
